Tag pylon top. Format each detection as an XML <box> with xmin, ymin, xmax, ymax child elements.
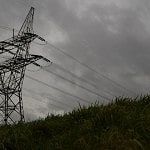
<box><xmin>18</xmin><ymin>7</ymin><xmax>35</xmax><ymax>35</ymax></box>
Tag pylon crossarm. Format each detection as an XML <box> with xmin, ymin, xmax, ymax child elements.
<box><xmin>0</xmin><ymin>33</ymin><xmax>36</xmax><ymax>47</ymax></box>
<box><xmin>32</xmin><ymin>55</ymin><xmax>52</xmax><ymax>68</ymax></box>
<box><xmin>0</xmin><ymin>33</ymin><xmax>38</xmax><ymax>55</ymax></box>
<box><xmin>0</xmin><ymin>48</ymin><xmax>15</xmax><ymax>55</ymax></box>
<box><xmin>0</xmin><ymin>55</ymin><xmax>43</xmax><ymax>74</ymax></box>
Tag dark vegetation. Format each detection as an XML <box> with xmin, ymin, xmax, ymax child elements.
<box><xmin>0</xmin><ymin>95</ymin><xmax>150</xmax><ymax>150</ymax></box>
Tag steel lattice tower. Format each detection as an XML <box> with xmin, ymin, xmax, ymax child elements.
<box><xmin>0</xmin><ymin>7</ymin><xmax>51</xmax><ymax>124</ymax></box>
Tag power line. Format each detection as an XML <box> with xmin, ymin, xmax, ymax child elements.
<box><xmin>0</xmin><ymin>1</ymin><xmax>138</xmax><ymax>96</ymax></box>
<box><xmin>0</xmin><ymin>25</ymin><xmax>114</xmax><ymax>99</ymax></box>
<box><xmin>46</xmin><ymin>42</ymin><xmax>136</xmax><ymax>95</ymax></box>
<box><xmin>0</xmin><ymin>7</ymin><xmax>136</xmax><ymax>99</ymax></box>
<box><xmin>0</xmin><ymin>25</ymin><xmax>113</xmax><ymax>99</ymax></box>
<box><xmin>39</xmin><ymin>65</ymin><xmax>111</xmax><ymax>101</ymax></box>
<box><xmin>0</xmin><ymin>25</ymin><xmax>131</xmax><ymax>98</ymax></box>
<box><xmin>0</xmin><ymin>25</ymin><xmax>117</xmax><ymax>98</ymax></box>
<box><xmin>0</xmin><ymin>25</ymin><xmax>133</xmax><ymax>96</ymax></box>
<box><xmin>26</xmin><ymin>75</ymin><xmax>92</xmax><ymax>104</ymax></box>
<box><xmin>23</xmin><ymin>87</ymin><xmax>74</xmax><ymax>108</ymax></box>
<box><xmin>48</xmin><ymin>62</ymin><xmax>116</xmax><ymax>97</ymax></box>
<box><xmin>24</xmin><ymin>92</ymin><xmax>66</xmax><ymax>110</ymax></box>
<box><xmin>42</xmin><ymin>93</ymin><xmax>75</xmax><ymax>108</ymax></box>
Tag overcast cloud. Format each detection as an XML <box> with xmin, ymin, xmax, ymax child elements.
<box><xmin>0</xmin><ymin>0</ymin><xmax>150</xmax><ymax>120</ymax></box>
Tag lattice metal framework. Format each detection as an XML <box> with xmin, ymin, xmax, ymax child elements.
<box><xmin>0</xmin><ymin>7</ymin><xmax>51</xmax><ymax>124</ymax></box>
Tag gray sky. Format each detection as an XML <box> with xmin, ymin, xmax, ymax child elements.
<box><xmin>0</xmin><ymin>0</ymin><xmax>150</xmax><ymax>120</ymax></box>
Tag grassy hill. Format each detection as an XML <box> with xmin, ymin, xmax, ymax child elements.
<box><xmin>0</xmin><ymin>96</ymin><xmax>150</xmax><ymax>150</ymax></box>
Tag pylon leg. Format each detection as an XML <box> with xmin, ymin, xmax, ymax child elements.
<box><xmin>0</xmin><ymin>71</ymin><xmax>25</xmax><ymax>124</ymax></box>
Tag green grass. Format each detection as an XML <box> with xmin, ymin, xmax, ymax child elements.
<box><xmin>0</xmin><ymin>95</ymin><xmax>150</xmax><ymax>150</ymax></box>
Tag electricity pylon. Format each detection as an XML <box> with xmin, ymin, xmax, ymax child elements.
<box><xmin>0</xmin><ymin>7</ymin><xmax>51</xmax><ymax>124</ymax></box>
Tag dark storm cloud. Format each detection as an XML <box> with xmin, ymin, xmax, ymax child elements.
<box><xmin>1</xmin><ymin>0</ymin><xmax>150</xmax><ymax>120</ymax></box>
<box><xmin>40</xmin><ymin>0</ymin><xmax>150</xmax><ymax>93</ymax></box>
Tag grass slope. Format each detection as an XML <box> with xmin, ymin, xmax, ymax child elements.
<box><xmin>0</xmin><ymin>96</ymin><xmax>150</xmax><ymax>150</ymax></box>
